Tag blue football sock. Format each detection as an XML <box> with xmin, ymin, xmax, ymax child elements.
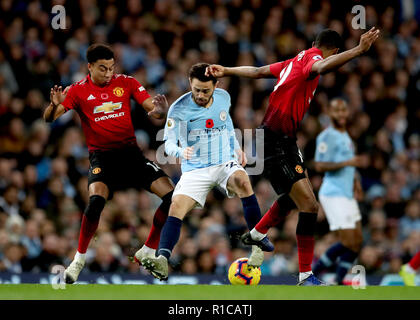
<box><xmin>157</xmin><ymin>216</ymin><xmax>183</xmax><ymax>260</ymax></box>
<box><xmin>240</xmin><ymin>194</ymin><xmax>262</xmax><ymax>230</ymax></box>
<box><xmin>336</xmin><ymin>248</ymin><xmax>358</xmax><ymax>284</ymax></box>
<box><xmin>313</xmin><ymin>242</ymin><xmax>348</xmax><ymax>276</ymax></box>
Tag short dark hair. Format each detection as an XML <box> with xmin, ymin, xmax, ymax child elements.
<box><xmin>189</xmin><ymin>63</ymin><xmax>217</xmax><ymax>84</ymax></box>
<box><xmin>86</xmin><ymin>44</ymin><xmax>114</xmax><ymax>64</ymax></box>
<box><xmin>314</xmin><ymin>29</ymin><xmax>342</xmax><ymax>50</ymax></box>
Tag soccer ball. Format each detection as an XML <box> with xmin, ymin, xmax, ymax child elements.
<box><xmin>228</xmin><ymin>258</ymin><xmax>261</xmax><ymax>285</ymax></box>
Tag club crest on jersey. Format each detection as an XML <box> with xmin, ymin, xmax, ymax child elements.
<box><xmin>92</xmin><ymin>167</ymin><xmax>101</xmax><ymax>174</ymax></box>
<box><xmin>295</xmin><ymin>165</ymin><xmax>304</xmax><ymax>174</ymax></box>
<box><xmin>113</xmin><ymin>87</ymin><xmax>124</xmax><ymax>97</ymax></box>
<box><xmin>220</xmin><ymin>110</ymin><xmax>227</xmax><ymax>121</ymax></box>
<box><xmin>94</xmin><ymin>102</ymin><xmax>122</xmax><ymax>114</ymax></box>
<box><xmin>167</xmin><ymin>118</ymin><xmax>175</xmax><ymax>129</ymax></box>
<box><xmin>318</xmin><ymin>142</ymin><xmax>328</xmax><ymax>153</ymax></box>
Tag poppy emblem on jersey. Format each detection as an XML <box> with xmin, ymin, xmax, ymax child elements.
<box><xmin>206</xmin><ymin>119</ymin><xmax>214</xmax><ymax>128</ymax></box>
<box><xmin>101</xmin><ymin>93</ymin><xmax>109</xmax><ymax>100</ymax></box>
<box><xmin>295</xmin><ymin>165</ymin><xmax>304</xmax><ymax>174</ymax></box>
<box><xmin>93</xmin><ymin>102</ymin><xmax>122</xmax><ymax>114</ymax></box>
<box><xmin>113</xmin><ymin>87</ymin><xmax>124</xmax><ymax>97</ymax></box>
<box><xmin>92</xmin><ymin>167</ymin><xmax>101</xmax><ymax>174</ymax></box>
<box><xmin>220</xmin><ymin>111</ymin><xmax>227</xmax><ymax>121</ymax></box>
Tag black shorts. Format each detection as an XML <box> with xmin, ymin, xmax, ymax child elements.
<box><xmin>87</xmin><ymin>146</ymin><xmax>168</xmax><ymax>198</ymax></box>
<box><xmin>260</xmin><ymin>126</ymin><xmax>306</xmax><ymax>195</ymax></box>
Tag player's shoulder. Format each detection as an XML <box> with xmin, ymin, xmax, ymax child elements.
<box><xmin>214</xmin><ymin>88</ymin><xmax>230</xmax><ymax>99</ymax></box>
<box><xmin>112</xmin><ymin>73</ymin><xmax>137</xmax><ymax>84</ymax></box>
<box><xmin>317</xmin><ymin>126</ymin><xmax>338</xmax><ymax>141</ymax></box>
<box><xmin>295</xmin><ymin>47</ymin><xmax>323</xmax><ymax>62</ymax></box>
<box><xmin>169</xmin><ymin>91</ymin><xmax>192</xmax><ymax>115</ymax></box>
<box><xmin>69</xmin><ymin>76</ymin><xmax>89</xmax><ymax>89</ymax></box>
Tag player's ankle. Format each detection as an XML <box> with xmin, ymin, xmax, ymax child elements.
<box><xmin>250</xmin><ymin>228</ymin><xmax>266</xmax><ymax>241</ymax></box>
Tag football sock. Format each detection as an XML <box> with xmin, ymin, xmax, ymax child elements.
<box><xmin>250</xmin><ymin>228</ymin><xmax>266</xmax><ymax>241</ymax></box>
<box><xmin>409</xmin><ymin>251</ymin><xmax>420</xmax><ymax>271</ymax></box>
<box><xmin>313</xmin><ymin>242</ymin><xmax>349</xmax><ymax>276</ymax></box>
<box><xmin>254</xmin><ymin>195</ymin><xmax>294</xmax><ymax>234</ymax></box>
<box><xmin>77</xmin><ymin>195</ymin><xmax>106</xmax><ymax>254</ymax></box>
<box><xmin>240</xmin><ymin>194</ymin><xmax>262</xmax><ymax>230</ymax></box>
<box><xmin>145</xmin><ymin>191</ymin><xmax>173</xmax><ymax>249</ymax></box>
<box><xmin>74</xmin><ymin>251</ymin><xmax>86</xmax><ymax>263</ymax></box>
<box><xmin>296</xmin><ymin>212</ymin><xmax>317</xmax><ymax>273</ymax></box>
<box><xmin>299</xmin><ymin>271</ymin><xmax>313</xmax><ymax>282</ymax></box>
<box><xmin>158</xmin><ymin>216</ymin><xmax>183</xmax><ymax>260</ymax></box>
<box><xmin>336</xmin><ymin>248</ymin><xmax>359</xmax><ymax>284</ymax></box>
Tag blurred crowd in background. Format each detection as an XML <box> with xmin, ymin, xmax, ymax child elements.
<box><xmin>0</xmin><ymin>0</ymin><xmax>419</xmax><ymax>278</ymax></box>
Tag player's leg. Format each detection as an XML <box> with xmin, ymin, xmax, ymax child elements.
<box><xmin>400</xmin><ymin>250</ymin><xmax>420</xmax><ymax>286</ymax></box>
<box><xmin>334</xmin><ymin>222</ymin><xmax>363</xmax><ymax>284</ymax></box>
<box><xmin>65</xmin><ymin>181</ymin><xmax>109</xmax><ymax>284</ymax></box>
<box><xmin>288</xmin><ymin>177</ymin><xmax>324</xmax><ymax>285</ymax></box>
<box><xmin>225</xmin><ymin>169</ymin><xmax>274</xmax><ymax>266</ymax></box>
<box><xmin>134</xmin><ymin>176</ymin><xmax>174</xmax><ymax>263</ymax></box>
<box><xmin>249</xmin><ymin>194</ymin><xmax>295</xmax><ymax>241</ymax></box>
<box><xmin>142</xmin><ymin>194</ymin><xmax>197</xmax><ymax>280</ymax></box>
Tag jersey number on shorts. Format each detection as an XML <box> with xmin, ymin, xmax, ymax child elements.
<box><xmin>226</xmin><ymin>161</ymin><xmax>240</xmax><ymax>169</ymax></box>
<box><xmin>147</xmin><ymin>162</ymin><xmax>161</xmax><ymax>172</ymax></box>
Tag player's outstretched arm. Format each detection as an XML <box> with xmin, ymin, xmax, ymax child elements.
<box><xmin>206</xmin><ymin>64</ymin><xmax>275</xmax><ymax>79</ymax></box>
<box><xmin>43</xmin><ymin>85</ymin><xmax>67</xmax><ymax>122</ymax></box>
<box><xmin>311</xmin><ymin>27</ymin><xmax>380</xmax><ymax>76</ymax></box>
<box><xmin>314</xmin><ymin>155</ymin><xmax>367</xmax><ymax>172</ymax></box>
<box><xmin>143</xmin><ymin>94</ymin><xmax>168</xmax><ymax>119</ymax></box>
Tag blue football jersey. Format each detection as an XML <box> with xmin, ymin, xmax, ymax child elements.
<box><xmin>315</xmin><ymin>126</ymin><xmax>356</xmax><ymax>198</ymax></box>
<box><xmin>164</xmin><ymin>88</ymin><xmax>240</xmax><ymax>172</ymax></box>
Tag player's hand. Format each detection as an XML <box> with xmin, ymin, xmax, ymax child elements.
<box><xmin>149</xmin><ymin>94</ymin><xmax>168</xmax><ymax>118</ymax></box>
<box><xmin>183</xmin><ymin>146</ymin><xmax>194</xmax><ymax>160</ymax></box>
<box><xmin>205</xmin><ymin>64</ymin><xmax>225</xmax><ymax>78</ymax></box>
<box><xmin>50</xmin><ymin>85</ymin><xmax>66</xmax><ymax>107</ymax></box>
<box><xmin>236</xmin><ymin>149</ymin><xmax>247</xmax><ymax>167</ymax></box>
<box><xmin>358</xmin><ymin>27</ymin><xmax>380</xmax><ymax>54</ymax></box>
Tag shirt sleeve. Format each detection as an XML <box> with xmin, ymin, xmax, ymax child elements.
<box><xmin>269</xmin><ymin>61</ymin><xmax>286</xmax><ymax>78</ymax></box>
<box><xmin>315</xmin><ymin>131</ymin><xmax>337</xmax><ymax>162</ymax></box>
<box><xmin>163</xmin><ymin>107</ymin><xmax>185</xmax><ymax>158</ymax></box>
<box><xmin>129</xmin><ymin>76</ymin><xmax>151</xmax><ymax>105</ymax></box>
<box><xmin>61</xmin><ymin>85</ymin><xmax>78</xmax><ymax>111</ymax></box>
<box><xmin>302</xmin><ymin>52</ymin><xmax>323</xmax><ymax>79</ymax></box>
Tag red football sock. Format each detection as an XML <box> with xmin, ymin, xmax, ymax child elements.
<box><xmin>145</xmin><ymin>206</ymin><xmax>168</xmax><ymax>249</ymax></box>
<box><xmin>296</xmin><ymin>235</ymin><xmax>315</xmax><ymax>273</ymax></box>
<box><xmin>409</xmin><ymin>251</ymin><xmax>420</xmax><ymax>271</ymax></box>
<box><xmin>255</xmin><ymin>200</ymin><xmax>290</xmax><ymax>234</ymax></box>
<box><xmin>77</xmin><ymin>215</ymin><xmax>100</xmax><ymax>254</ymax></box>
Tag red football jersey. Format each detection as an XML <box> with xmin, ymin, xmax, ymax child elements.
<box><xmin>62</xmin><ymin>74</ymin><xmax>150</xmax><ymax>151</ymax></box>
<box><xmin>262</xmin><ymin>47</ymin><xmax>324</xmax><ymax>138</ymax></box>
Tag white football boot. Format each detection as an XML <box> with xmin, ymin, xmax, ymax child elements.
<box><xmin>64</xmin><ymin>259</ymin><xmax>85</xmax><ymax>284</ymax></box>
<box><xmin>248</xmin><ymin>245</ymin><xmax>264</xmax><ymax>267</ymax></box>
<box><xmin>141</xmin><ymin>255</ymin><xmax>169</xmax><ymax>281</ymax></box>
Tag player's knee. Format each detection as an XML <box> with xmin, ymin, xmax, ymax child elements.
<box><xmin>168</xmin><ymin>198</ymin><xmax>186</xmax><ymax>219</ymax></box>
<box><xmin>232</xmin><ymin>176</ymin><xmax>252</xmax><ymax>195</ymax></box>
<box><xmin>84</xmin><ymin>195</ymin><xmax>106</xmax><ymax>221</ymax></box>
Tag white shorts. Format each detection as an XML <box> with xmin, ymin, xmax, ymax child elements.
<box><xmin>173</xmin><ymin>160</ymin><xmax>246</xmax><ymax>208</ymax></box>
<box><xmin>319</xmin><ymin>195</ymin><xmax>362</xmax><ymax>231</ymax></box>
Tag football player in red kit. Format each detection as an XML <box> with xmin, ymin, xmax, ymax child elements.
<box><xmin>44</xmin><ymin>44</ymin><xmax>174</xmax><ymax>283</ymax></box>
<box><xmin>207</xmin><ymin>28</ymin><xmax>380</xmax><ymax>285</ymax></box>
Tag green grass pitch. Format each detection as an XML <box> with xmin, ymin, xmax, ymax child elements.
<box><xmin>1</xmin><ymin>284</ymin><xmax>419</xmax><ymax>300</ymax></box>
